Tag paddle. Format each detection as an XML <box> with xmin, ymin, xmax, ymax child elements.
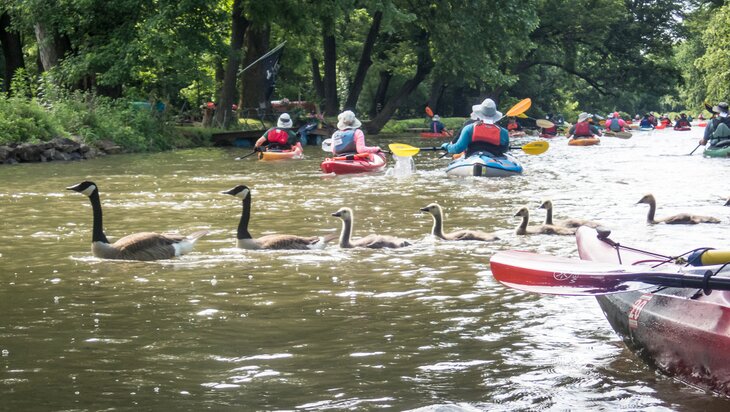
<box><xmin>688</xmin><ymin>143</ymin><xmax>702</xmax><ymax>156</ymax></box>
<box><xmin>392</xmin><ymin>140</ymin><xmax>549</xmax><ymax>156</ymax></box>
<box><xmin>505</xmin><ymin>98</ymin><xmax>531</xmax><ymax>117</ymax></box>
<box><xmin>235</xmin><ymin>149</ymin><xmax>259</xmax><ymax>160</ymax></box>
<box><xmin>535</xmin><ymin>119</ymin><xmax>554</xmax><ymax>129</ymax></box>
<box><xmin>490</xmin><ymin>250</ymin><xmax>730</xmax><ymax>296</ymax></box>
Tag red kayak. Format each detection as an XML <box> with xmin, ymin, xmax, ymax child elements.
<box><xmin>320</xmin><ymin>152</ymin><xmax>387</xmax><ymax>174</ymax></box>
<box><xmin>674</xmin><ymin>126</ymin><xmax>691</xmax><ymax>131</ymax></box>
<box><xmin>419</xmin><ymin>131</ymin><xmax>451</xmax><ymax>139</ymax></box>
<box><xmin>490</xmin><ymin>227</ymin><xmax>730</xmax><ymax>396</ymax></box>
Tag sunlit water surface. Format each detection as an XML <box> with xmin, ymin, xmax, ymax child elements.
<box><xmin>2</xmin><ymin>128</ymin><xmax>730</xmax><ymax>411</ymax></box>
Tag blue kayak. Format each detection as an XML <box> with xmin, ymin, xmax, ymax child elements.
<box><xmin>445</xmin><ymin>151</ymin><xmax>523</xmax><ymax>177</ymax></box>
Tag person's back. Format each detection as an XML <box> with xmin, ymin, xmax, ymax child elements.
<box><xmin>331</xmin><ymin>110</ymin><xmax>381</xmax><ymax>156</ymax></box>
<box><xmin>607</xmin><ymin>112</ymin><xmax>624</xmax><ymax>132</ymax></box>
<box><xmin>441</xmin><ymin>98</ymin><xmax>508</xmax><ymax>157</ymax></box>
<box><xmin>430</xmin><ymin>115</ymin><xmax>446</xmax><ymax>133</ymax></box>
<box><xmin>639</xmin><ymin>116</ymin><xmax>653</xmax><ymax>128</ymax></box>
<box><xmin>703</xmin><ymin>103</ymin><xmax>730</xmax><ymax>147</ymax></box>
<box><xmin>675</xmin><ymin>115</ymin><xmax>690</xmax><ymax>128</ymax></box>
<box><xmin>255</xmin><ymin>113</ymin><xmax>300</xmax><ymax>151</ymax></box>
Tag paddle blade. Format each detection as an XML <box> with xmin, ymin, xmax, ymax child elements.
<box><xmin>705</xmin><ymin>101</ymin><xmax>715</xmax><ymax>113</ymax></box>
<box><xmin>505</xmin><ymin>98</ymin><xmax>532</xmax><ymax>117</ymax></box>
<box><xmin>388</xmin><ymin>143</ymin><xmax>420</xmax><ymax>157</ymax></box>
<box><xmin>425</xmin><ymin>106</ymin><xmax>434</xmax><ymax>117</ymax></box>
<box><xmin>536</xmin><ymin>119</ymin><xmax>554</xmax><ymax>128</ymax></box>
<box><xmin>517</xmin><ymin>113</ymin><xmax>528</xmax><ymax>118</ymax></box>
<box><xmin>321</xmin><ymin>138</ymin><xmax>332</xmax><ymax>152</ymax></box>
<box><xmin>520</xmin><ymin>140</ymin><xmax>549</xmax><ymax>155</ymax></box>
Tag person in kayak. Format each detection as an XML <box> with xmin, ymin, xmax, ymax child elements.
<box><xmin>440</xmin><ymin>98</ymin><xmax>509</xmax><ymax>157</ymax></box>
<box><xmin>674</xmin><ymin>113</ymin><xmax>691</xmax><ymax>129</ymax></box>
<box><xmin>568</xmin><ymin>112</ymin><xmax>601</xmax><ymax>139</ymax></box>
<box><xmin>254</xmin><ymin>113</ymin><xmax>303</xmax><ymax>152</ymax></box>
<box><xmin>331</xmin><ymin>110</ymin><xmax>382</xmax><ymax>155</ymax></box>
<box><xmin>429</xmin><ymin>115</ymin><xmax>447</xmax><ymax>133</ymax></box>
<box><xmin>605</xmin><ymin>111</ymin><xmax>628</xmax><ymax>132</ymax></box>
<box><xmin>700</xmin><ymin>102</ymin><xmax>730</xmax><ymax>147</ymax></box>
<box><xmin>506</xmin><ymin>117</ymin><xmax>523</xmax><ymax>134</ymax></box>
<box><xmin>541</xmin><ymin>113</ymin><xmax>558</xmax><ymax>137</ymax></box>
<box><xmin>639</xmin><ymin>114</ymin><xmax>655</xmax><ymax>129</ymax></box>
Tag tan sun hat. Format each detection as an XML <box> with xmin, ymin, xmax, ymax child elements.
<box><xmin>337</xmin><ymin>110</ymin><xmax>362</xmax><ymax>130</ymax></box>
<box><xmin>470</xmin><ymin>98</ymin><xmax>503</xmax><ymax>124</ymax></box>
<box><xmin>277</xmin><ymin>113</ymin><xmax>293</xmax><ymax>128</ymax></box>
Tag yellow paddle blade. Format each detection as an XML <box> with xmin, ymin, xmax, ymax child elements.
<box><xmin>517</xmin><ymin>113</ymin><xmax>528</xmax><ymax>118</ymax></box>
<box><xmin>535</xmin><ymin>119</ymin><xmax>554</xmax><ymax>128</ymax></box>
<box><xmin>521</xmin><ymin>140</ymin><xmax>549</xmax><ymax>155</ymax></box>
<box><xmin>505</xmin><ymin>98</ymin><xmax>532</xmax><ymax>117</ymax></box>
<box><xmin>388</xmin><ymin>143</ymin><xmax>420</xmax><ymax>157</ymax></box>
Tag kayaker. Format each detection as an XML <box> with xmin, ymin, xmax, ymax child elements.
<box><xmin>568</xmin><ymin>112</ymin><xmax>601</xmax><ymax>139</ymax></box>
<box><xmin>700</xmin><ymin>102</ymin><xmax>730</xmax><ymax>147</ymax></box>
<box><xmin>254</xmin><ymin>113</ymin><xmax>303</xmax><ymax>152</ymax></box>
<box><xmin>506</xmin><ymin>117</ymin><xmax>522</xmax><ymax>133</ymax></box>
<box><xmin>541</xmin><ymin>113</ymin><xmax>558</xmax><ymax>137</ymax></box>
<box><xmin>440</xmin><ymin>98</ymin><xmax>509</xmax><ymax>157</ymax></box>
<box><xmin>639</xmin><ymin>114</ymin><xmax>655</xmax><ymax>129</ymax></box>
<box><xmin>429</xmin><ymin>115</ymin><xmax>446</xmax><ymax>134</ymax></box>
<box><xmin>604</xmin><ymin>112</ymin><xmax>627</xmax><ymax>132</ymax></box>
<box><xmin>674</xmin><ymin>113</ymin><xmax>691</xmax><ymax>129</ymax></box>
<box><xmin>331</xmin><ymin>110</ymin><xmax>382</xmax><ymax>155</ymax></box>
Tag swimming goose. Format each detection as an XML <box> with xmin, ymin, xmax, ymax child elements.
<box><xmin>637</xmin><ymin>194</ymin><xmax>721</xmax><ymax>225</ymax></box>
<box><xmin>331</xmin><ymin>207</ymin><xmax>411</xmax><ymax>248</ymax></box>
<box><xmin>538</xmin><ymin>199</ymin><xmax>602</xmax><ymax>228</ymax></box>
<box><xmin>419</xmin><ymin>203</ymin><xmax>499</xmax><ymax>241</ymax></box>
<box><xmin>514</xmin><ymin>207</ymin><xmax>576</xmax><ymax>236</ymax></box>
<box><xmin>67</xmin><ymin>181</ymin><xmax>208</xmax><ymax>261</ymax></box>
<box><xmin>222</xmin><ymin>184</ymin><xmax>336</xmax><ymax>250</ymax></box>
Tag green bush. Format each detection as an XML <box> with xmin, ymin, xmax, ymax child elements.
<box><xmin>0</xmin><ymin>96</ymin><xmax>64</xmax><ymax>144</ymax></box>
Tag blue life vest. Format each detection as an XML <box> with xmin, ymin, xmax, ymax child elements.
<box><xmin>332</xmin><ymin>129</ymin><xmax>357</xmax><ymax>154</ymax></box>
<box><xmin>609</xmin><ymin>119</ymin><xmax>622</xmax><ymax>132</ymax></box>
<box><xmin>639</xmin><ymin>118</ymin><xmax>653</xmax><ymax>128</ymax></box>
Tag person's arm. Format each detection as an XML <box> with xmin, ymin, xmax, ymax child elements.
<box><xmin>701</xmin><ymin>121</ymin><xmax>714</xmax><ymax>145</ymax></box>
<box><xmin>568</xmin><ymin>125</ymin><xmax>577</xmax><ymax>135</ymax></box>
<box><xmin>287</xmin><ymin>130</ymin><xmax>299</xmax><ymax>147</ymax></box>
<box><xmin>254</xmin><ymin>131</ymin><xmax>268</xmax><ymax>149</ymax></box>
<box><xmin>591</xmin><ymin>125</ymin><xmax>601</xmax><ymax>136</ymax></box>
<box><xmin>443</xmin><ymin>123</ymin><xmax>474</xmax><ymax>154</ymax></box>
<box><xmin>354</xmin><ymin>129</ymin><xmax>381</xmax><ymax>153</ymax></box>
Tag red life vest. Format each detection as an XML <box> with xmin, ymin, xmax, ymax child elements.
<box><xmin>267</xmin><ymin>128</ymin><xmax>290</xmax><ymax>145</ymax></box>
<box><xmin>472</xmin><ymin>123</ymin><xmax>501</xmax><ymax>145</ymax></box>
<box><xmin>573</xmin><ymin>121</ymin><xmax>592</xmax><ymax>137</ymax></box>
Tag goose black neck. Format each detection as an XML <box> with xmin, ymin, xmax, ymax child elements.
<box><xmin>89</xmin><ymin>190</ymin><xmax>109</xmax><ymax>243</ymax></box>
<box><xmin>237</xmin><ymin>194</ymin><xmax>253</xmax><ymax>239</ymax></box>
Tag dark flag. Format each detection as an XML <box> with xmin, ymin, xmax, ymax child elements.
<box><xmin>240</xmin><ymin>41</ymin><xmax>286</xmax><ymax>102</ymax></box>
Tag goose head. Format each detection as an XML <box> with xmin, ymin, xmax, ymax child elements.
<box><xmin>331</xmin><ymin>207</ymin><xmax>353</xmax><ymax>221</ymax></box>
<box><xmin>66</xmin><ymin>181</ymin><xmax>98</xmax><ymax>197</ymax></box>
<box><xmin>222</xmin><ymin>184</ymin><xmax>251</xmax><ymax>199</ymax></box>
<box><xmin>538</xmin><ymin>199</ymin><xmax>553</xmax><ymax>210</ymax></box>
<box><xmin>637</xmin><ymin>194</ymin><xmax>655</xmax><ymax>205</ymax></box>
<box><xmin>514</xmin><ymin>207</ymin><xmax>529</xmax><ymax>218</ymax></box>
<box><xmin>419</xmin><ymin>203</ymin><xmax>442</xmax><ymax>216</ymax></box>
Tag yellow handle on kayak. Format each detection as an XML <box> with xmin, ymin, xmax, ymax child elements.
<box><xmin>699</xmin><ymin>250</ymin><xmax>730</xmax><ymax>265</ymax></box>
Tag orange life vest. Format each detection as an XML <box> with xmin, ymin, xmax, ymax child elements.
<box><xmin>507</xmin><ymin>123</ymin><xmax>519</xmax><ymax>131</ymax></box>
<box><xmin>267</xmin><ymin>128</ymin><xmax>290</xmax><ymax>145</ymax></box>
<box><xmin>472</xmin><ymin>123</ymin><xmax>501</xmax><ymax>145</ymax></box>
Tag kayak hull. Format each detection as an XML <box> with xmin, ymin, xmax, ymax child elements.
<box><xmin>703</xmin><ymin>144</ymin><xmax>730</xmax><ymax>158</ymax></box>
<box><xmin>568</xmin><ymin>137</ymin><xmax>600</xmax><ymax>146</ymax></box>
<box><xmin>258</xmin><ymin>146</ymin><xmax>303</xmax><ymax>161</ymax></box>
<box><xmin>419</xmin><ymin>132</ymin><xmax>451</xmax><ymax>139</ymax></box>
<box><xmin>445</xmin><ymin>152</ymin><xmax>523</xmax><ymax>177</ymax></box>
<box><xmin>577</xmin><ymin>227</ymin><xmax>730</xmax><ymax>396</ymax></box>
<box><xmin>674</xmin><ymin>127</ymin><xmax>692</xmax><ymax>131</ymax></box>
<box><xmin>604</xmin><ymin>131</ymin><xmax>633</xmax><ymax>138</ymax></box>
<box><xmin>320</xmin><ymin>152</ymin><xmax>387</xmax><ymax>174</ymax></box>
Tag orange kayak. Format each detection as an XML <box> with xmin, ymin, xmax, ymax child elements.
<box><xmin>258</xmin><ymin>146</ymin><xmax>304</xmax><ymax>161</ymax></box>
<box><xmin>568</xmin><ymin>137</ymin><xmax>600</xmax><ymax>146</ymax></box>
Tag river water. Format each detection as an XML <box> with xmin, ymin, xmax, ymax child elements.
<box><xmin>1</xmin><ymin>127</ymin><xmax>729</xmax><ymax>411</ymax></box>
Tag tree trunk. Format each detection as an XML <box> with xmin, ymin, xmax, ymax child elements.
<box><xmin>369</xmin><ymin>70</ymin><xmax>392</xmax><ymax>118</ymax></box>
<box><xmin>215</xmin><ymin>0</ymin><xmax>249</xmax><ymax>128</ymax></box>
<box><xmin>322</xmin><ymin>21</ymin><xmax>339</xmax><ymax>116</ymax></box>
<box><xmin>34</xmin><ymin>22</ymin><xmax>68</xmax><ymax>71</ymax></box>
<box><xmin>344</xmin><ymin>10</ymin><xmax>382</xmax><ymax>110</ymax></box>
<box><xmin>451</xmin><ymin>85</ymin><xmax>469</xmax><ymax>117</ymax></box>
<box><xmin>0</xmin><ymin>12</ymin><xmax>25</xmax><ymax>94</ymax></box>
<box><xmin>239</xmin><ymin>24</ymin><xmax>270</xmax><ymax>113</ymax></box>
<box><xmin>311</xmin><ymin>53</ymin><xmax>325</xmax><ymax>101</ymax></box>
<box><xmin>427</xmin><ymin>78</ymin><xmax>445</xmax><ymax>116</ymax></box>
<box><xmin>364</xmin><ymin>31</ymin><xmax>433</xmax><ymax>134</ymax></box>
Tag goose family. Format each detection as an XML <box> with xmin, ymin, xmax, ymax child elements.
<box><xmin>331</xmin><ymin>207</ymin><xmax>411</xmax><ymax>248</ymax></box>
<box><xmin>419</xmin><ymin>203</ymin><xmax>499</xmax><ymax>241</ymax></box>
<box><xmin>222</xmin><ymin>184</ymin><xmax>336</xmax><ymax>249</ymax></box>
<box><xmin>637</xmin><ymin>194</ymin><xmax>721</xmax><ymax>225</ymax></box>
<box><xmin>514</xmin><ymin>207</ymin><xmax>576</xmax><ymax>236</ymax></box>
<box><xmin>538</xmin><ymin>199</ymin><xmax>602</xmax><ymax>228</ymax></box>
<box><xmin>67</xmin><ymin>181</ymin><xmax>208</xmax><ymax>261</ymax></box>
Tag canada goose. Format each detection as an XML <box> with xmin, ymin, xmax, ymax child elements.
<box><xmin>66</xmin><ymin>181</ymin><xmax>208</xmax><ymax>261</ymax></box>
<box><xmin>419</xmin><ymin>203</ymin><xmax>499</xmax><ymax>241</ymax></box>
<box><xmin>538</xmin><ymin>199</ymin><xmax>602</xmax><ymax>228</ymax></box>
<box><xmin>514</xmin><ymin>207</ymin><xmax>576</xmax><ymax>236</ymax></box>
<box><xmin>331</xmin><ymin>207</ymin><xmax>411</xmax><ymax>248</ymax></box>
<box><xmin>637</xmin><ymin>194</ymin><xmax>721</xmax><ymax>225</ymax></box>
<box><xmin>222</xmin><ymin>184</ymin><xmax>336</xmax><ymax>250</ymax></box>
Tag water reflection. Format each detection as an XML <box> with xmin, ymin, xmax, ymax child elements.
<box><xmin>1</xmin><ymin>129</ymin><xmax>729</xmax><ymax>410</ymax></box>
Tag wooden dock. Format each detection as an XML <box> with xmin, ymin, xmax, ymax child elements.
<box><xmin>211</xmin><ymin>128</ymin><xmax>330</xmax><ymax>147</ymax></box>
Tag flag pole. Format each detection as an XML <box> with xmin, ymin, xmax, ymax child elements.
<box><xmin>238</xmin><ymin>41</ymin><xmax>287</xmax><ymax>75</ymax></box>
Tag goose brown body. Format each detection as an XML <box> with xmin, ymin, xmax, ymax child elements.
<box><xmin>637</xmin><ymin>194</ymin><xmax>721</xmax><ymax>225</ymax></box>
<box><xmin>331</xmin><ymin>207</ymin><xmax>411</xmax><ymax>248</ymax></box>
<box><xmin>67</xmin><ymin>181</ymin><xmax>207</xmax><ymax>261</ymax></box>
<box><xmin>222</xmin><ymin>185</ymin><xmax>335</xmax><ymax>250</ymax></box>
<box><xmin>420</xmin><ymin>203</ymin><xmax>499</xmax><ymax>241</ymax></box>
<box><xmin>538</xmin><ymin>199</ymin><xmax>602</xmax><ymax>228</ymax></box>
<box><xmin>514</xmin><ymin>207</ymin><xmax>576</xmax><ymax>236</ymax></box>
